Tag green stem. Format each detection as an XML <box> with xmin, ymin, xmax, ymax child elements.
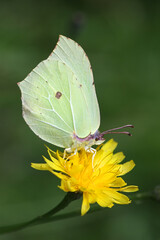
<box><xmin>0</xmin><ymin>192</ymin><xmax>82</xmax><ymax>235</ymax></box>
<box><xmin>0</xmin><ymin>189</ymin><xmax>159</xmax><ymax>235</ymax></box>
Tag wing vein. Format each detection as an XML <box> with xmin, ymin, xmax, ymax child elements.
<box><xmin>25</xmin><ymin>115</ymin><xmax>72</xmax><ymax>134</ymax></box>
<box><xmin>32</xmin><ymin>69</ymin><xmax>73</xmax><ymax>131</ymax></box>
<box><xmin>44</xmin><ymin>61</ymin><xmax>71</xmax><ymax>103</ymax></box>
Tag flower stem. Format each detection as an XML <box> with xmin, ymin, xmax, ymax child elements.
<box><xmin>0</xmin><ymin>189</ymin><xmax>159</xmax><ymax>235</ymax></box>
<box><xmin>0</xmin><ymin>192</ymin><xmax>82</xmax><ymax>235</ymax></box>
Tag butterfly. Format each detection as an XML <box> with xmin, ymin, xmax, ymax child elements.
<box><xmin>18</xmin><ymin>35</ymin><xmax>133</xmax><ymax>153</ymax></box>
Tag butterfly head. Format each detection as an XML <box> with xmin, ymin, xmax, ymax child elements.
<box><xmin>70</xmin><ymin>125</ymin><xmax>133</xmax><ymax>153</ymax></box>
<box><xmin>71</xmin><ymin>131</ymin><xmax>104</xmax><ymax>152</ymax></box>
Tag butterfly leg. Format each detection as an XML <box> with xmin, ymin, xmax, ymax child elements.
<box><xmin>63</xmin><ymin>147</ymin><xmax>72</xmax><ymax>159</ymax></box>
<box><xmin>66</xmin><ymin>148</ymin><xmax>78</xmax><ymax>160</ymax></box>
<box><xmin>91</xmin><ymin>148</ymin><xmax>97</xmax><ymax>169</ymax></box>
<box><xmin>86</xmin><ymin>147</ymin><xmax>97</xmax><ymax>169</ymax></box>
<box><xmin>63</xmin><ymin>147</ymin><xmax>77</xmax><ymax>160</ymax></box>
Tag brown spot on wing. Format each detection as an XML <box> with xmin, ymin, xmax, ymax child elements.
<box><xmin>55</xmin><ymin>91</ymin><xmax>62</xmax><ymax>99</ymax></box>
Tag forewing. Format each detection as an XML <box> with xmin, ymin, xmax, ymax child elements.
<box><xmin>49</xmin><ymin>35</ymin><xmax>100</xmax><ymax>138</ymax></box>
<box><xmin>19</xmin><ymin>59</ymin><xmax>75</xmax><ymax>148</ymax></box>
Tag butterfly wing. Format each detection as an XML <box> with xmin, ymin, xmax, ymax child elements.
<box><xmin>19</xmin><ymin>60</ymin><xmax>76</xmax><ymax>148</ymax></box>
<box><xmin>19</xmin><ymin>36</ymin><xmax>100</xmax><ymax>148</ymax></box>
<box><xmin>49</xmin><ymin>35</ymin><xmax>100</xmax><ymax>138</ymax></box>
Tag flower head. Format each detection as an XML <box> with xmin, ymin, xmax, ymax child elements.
<box><xmin>31</xmin><ymin>139</ymin><xmax>138</xmax><ymax>216</ymax></box>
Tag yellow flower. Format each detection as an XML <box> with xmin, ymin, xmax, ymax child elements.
<box><xmin>31</xmin><ymin>139</ymin><xmax>138</xmax><ymax>216</ymax></box>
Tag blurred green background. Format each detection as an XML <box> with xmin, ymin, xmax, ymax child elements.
<box><xmin>0</xmin><ymin>0</ymin><xmax>160</xmax><ymax>239</ymax></box>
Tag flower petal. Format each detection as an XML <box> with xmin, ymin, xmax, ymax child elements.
<box><xmin>88</xmin><ymin>192</ymin><xmax>96</xmax><ymax>204</ymax></box>
<box><xmin>119</xmin><ymin>160</ymin><xmax>135</xmax><ymax>176</ymax></box>
<box><xmin>31</xmin><ymin>163</ymin><xmax>51</xmax><ymax>171</ymax></box>
<box><xmin>57</xmin><ymin>151</ymin><xmax>66</xmax><ymax>166</ymax></box>
<box><xmin>93</xmin><ymin>172</ymin><xmax>117</xmax><ymax>188</ymax></box>
<box><xmin>94</xmin><ymin>153</ymin><xmax>113</xmax><ymax>169</ymax></box>
<box><xmin>109</xmin><ymin>152</ymin><xmax>125</xmax><ymax>164</ymax></box>
<box><xmin>43</xmin><ymin>156</ymin><xmax>65</xmax><ymax>173</ymax></box>
<box><xmin>101</xmin><ymin>139</ymin><xmax>118</xmax><ymax>153</ymax></box>
<box><xmin>51</xmin><ymin>171</ymin><xmax>69</xmax><ymax>180</ymax></box>
<box><xmin>104</xmin><ymin>189</ymin><xmax>131</xmax><ymax>204</ymax></box>
<box><xmin>96</xmin><ymin>191</ymin><xmax>114</xmax><ymax>208</ymax></box>
<box><xmin>110</xmin><ymin>177</ymin><xmax>127</xmax><ymax>188</ymax></box>
<box><xmin>59</xmin><ymin>180</ymin><xmax>77</xmax><ymax>192</ymax></box>
<box><xmin>46</xmin><ymin>147</ymin><xmax>57</xmax><ymax>160</ymax></box>
<box><xmin>120</xmin><ymin>185</ymin><xmax>139</xmax><ymax>192</ymax></box>
<box><xmin>81</xmin><ymin>193</ymin><xmax>90</xmax><ymax>216</ymax></box>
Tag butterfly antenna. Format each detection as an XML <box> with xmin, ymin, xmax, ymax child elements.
<box><xmin>100</xmin><ymin>124</ymin><xmax>134</xmax><ymax>137</ymax></box>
